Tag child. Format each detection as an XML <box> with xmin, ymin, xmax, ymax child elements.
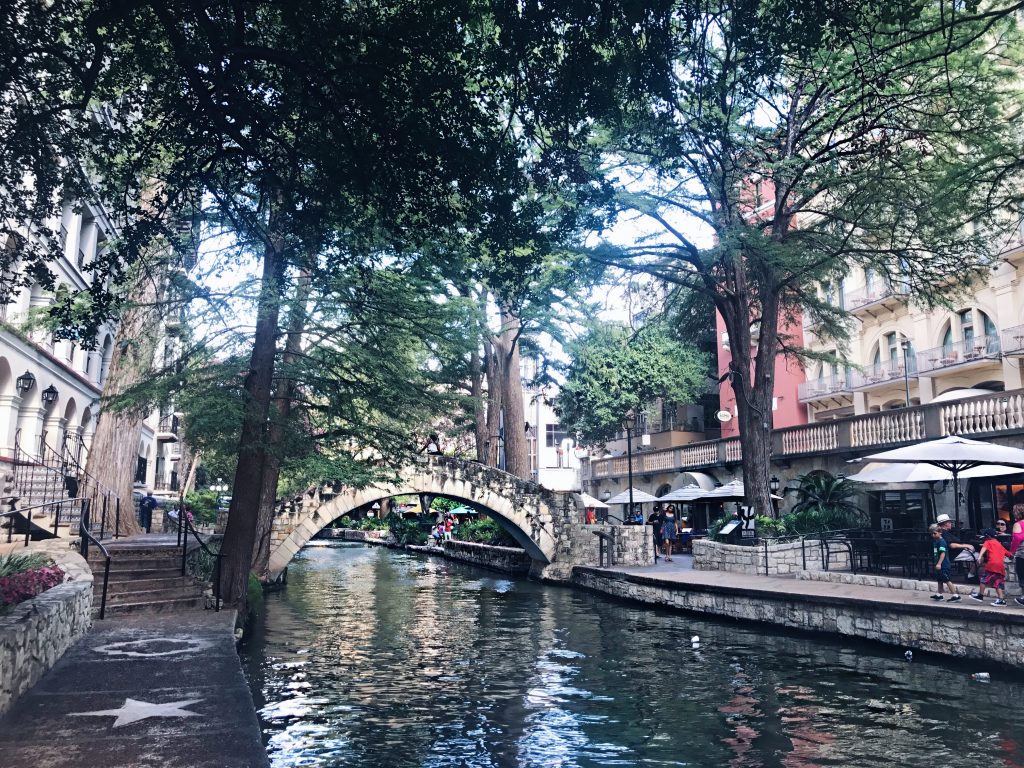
<box><xmin>971</xmin><ymin>528</ymin><xmax>1012</xmax><ymax>606</ymax></box>
<box><xmin>930</xmin><ymin>523</ymin><xmax>960</xmax><ymax>602</ymax></box>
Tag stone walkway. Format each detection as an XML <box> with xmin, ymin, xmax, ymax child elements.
<box><xmin>0</xmin><ymin>610</ymin><xmax>267</xmax><ymax>768</ymax></box>
<box><xmin>602</xmin><ymin>561</ymin><xmax>1024</xmax><ymax>622</ymax></box>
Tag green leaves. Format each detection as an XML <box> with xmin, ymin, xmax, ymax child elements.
<box><xmin>556</xmin><ymin>320</ymin><xmax>708</xmax><ymax>444</ymax></box>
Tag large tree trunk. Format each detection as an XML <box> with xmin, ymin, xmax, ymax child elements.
<box><xmin>484</xmin><ymin>337</ymin><xmax>503</xmax><ymax>467</ymax></box>
<box><xmin>469</xmin><ymin>345</ymin><xmax>487</xmax><ymax>462</ymax></box>
<box><xmin>219</xmin><ymin>224</ymin><xmax>285</xmax><ymax>606</ymax></box>
<box><xmin>718</xmin><ymin>247</ymin><xmax>781</xmax><ymax>520</ymax></box>
<box><xmin>252</xmin><ymin>270</ymin><xmax>310</xmax><ymax>579</ymax></box>
<box><xmin>497</xmin><ymin>304</ymin><xmax>529</xmax><ymax>479</ymax></box>
<box><xmin>84</xmin><ymin>263</ymin><xmax>165</xmax><ymax>537</ymax></box>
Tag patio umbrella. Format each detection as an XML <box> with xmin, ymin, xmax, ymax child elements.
<box><xmin>846</xmin><ymin>461</ymin><xmax>1024</xmax><ymax>484</ymax></box>
<box><xmin>578</xmin><ymin>492</ymin><xmax>608</xmax><ymax>509</ymax></box>
<box><xmin>861</xmin><ymin>436</ymin><xmax>1024</xmax><ymax>525</ymax></box>
<box><xmin>603</xmin><ymin>488</ymin><xmax>659</xmax><ymax>505</ymax></box>
<box><xmin>657</xmin><ymin>484</ymin><xmax>706</xmax><ymax>502</ymax></box>
<box><xmin>701</xmin><ymin>479</ymin><xmax>784</xmax><ymax>501</ymax></box>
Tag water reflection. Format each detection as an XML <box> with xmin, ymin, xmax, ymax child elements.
<box><xmin>240</xmin><ymin>543</ymin><xmax>1021</xmax><ymax>768</ymax></box>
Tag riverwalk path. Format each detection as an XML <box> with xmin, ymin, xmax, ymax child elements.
<box><xmin>0</xmin><ymin>610</ymin><xmax>267</xmax><ymax>768</ymax></box>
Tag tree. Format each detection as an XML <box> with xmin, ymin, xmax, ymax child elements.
<box><xmin>556</xmin><ymin>321</ymin><xmax>708</xmax><ymax>445</ymax></box>
<box><xmin>587</xmin><ymin>1</ymin><xmax>1024</xmax><ymax>517</ymax></box>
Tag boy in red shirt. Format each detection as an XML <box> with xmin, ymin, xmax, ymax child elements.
<box><xmin>971</xmin><ymin>528</ymin><xmax>1012</xmax><ymax>606</ymax></box>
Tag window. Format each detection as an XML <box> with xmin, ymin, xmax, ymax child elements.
<box><xmin>959</xmin><ymin>309</ymin><xmax>974</xmax><ymax>346</ymax></box>
<box><xmin>884</xmin><ymin>332</ymin><xmax>898</xmax><ymax>365</ymax></box>
<box><xmin>942</xmin><ymin>325</ymin><xmax>953</xmax><ymax>353</ymax></box>
<box><xmin>545</xmin><ymin>424</ymin><xmax>567</xmax><ymax>448</ymax></box>
<box><xmin>865</xmin><ymin>268</ymin><xmax>876</xmax><ymax>294</ymax></box>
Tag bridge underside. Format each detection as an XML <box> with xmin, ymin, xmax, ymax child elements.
<box><xmin>267</xmin><ymin>461</ymin><xmax>560</xmax><ymax>578</ymax></box>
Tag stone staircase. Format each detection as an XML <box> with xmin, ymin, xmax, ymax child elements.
<box><xmin>89</xmin><ymin>541</ymin><xmax>206</xmax><ymax>618</ymax></box>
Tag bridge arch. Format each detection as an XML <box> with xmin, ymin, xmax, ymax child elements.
<box><xmin>267</xmin><ymin>458</ymin><xmax>563</xmax><ymax>578</ymax></box>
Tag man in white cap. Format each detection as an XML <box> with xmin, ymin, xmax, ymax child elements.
<box><xmin>937</xmin><ymin>514</ymin><xmax>975</xmax><ymax>587</ymax></box>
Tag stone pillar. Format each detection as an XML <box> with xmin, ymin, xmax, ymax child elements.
<box><xmin>17</xmin><ymin>406</ymin><xmax>45</xmax><ymax>457</ymax></box>
<box><xmin>42</xmin><ymin>415</ymin><xmax>67</xmax><ymax>453</ymax></box>
<box><xmin>1003</xmin><ymin>357</ymin><xmax>1023</xmax><ymax>392</ymax></box>
<box><xmin>0</xmin><ymin>394</ymin><xmax>21</xmax><ymax>456</ymax></box>
<box><xmin>852</xmin><ymin>391</ymin><xmax>868</xmax><ymax>416</ymax></box>
<box><xmin>917</xmin><ymin>375</ymin><xmax>935</xmax><ymax>405</ymax></box>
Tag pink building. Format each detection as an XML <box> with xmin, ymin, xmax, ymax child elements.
<box><xmin>715</xmin><ymin>309</ymin><xmax>808</xmax><ymax>438</ymax></box>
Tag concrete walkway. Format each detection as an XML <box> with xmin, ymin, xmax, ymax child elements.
<box><xmin>0</xmin><ymin>611</ymin><xmax>267</xmax><ymax>768</ymax></box>
<box><xmin>599</xmin><ymin>560</ymin><xmax>1024</xmax><ymax>623</ymax></box>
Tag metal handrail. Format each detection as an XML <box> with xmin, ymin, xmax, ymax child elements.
<box><xmin>78</xmin><ymin>499</ymin><xmax>112</xmax><ymax>620</ymax></box>
<box><xmin>178</xmin><ymin>503</ymin><xmax>222</xmax><ymax>612</ymax></box>
<box><xmin>2</xmin><ymin>498</ymin><xmax>81</xmax><ymax>545</ymax></box>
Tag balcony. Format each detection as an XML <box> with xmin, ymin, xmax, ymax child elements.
<box><xmin>844</xmin><ymin>283</ymin><xmax>910</xmax><ymax>315</ymax></box>
<box><xmin>916</xmin><ymin>335</ymin><xmax>1001</xmax><ymax>376</ymax></box>
<box><xmin>798</xmin><ymin>374</ymin><xmax>852</xmax><ymax>402</ymax></box>
<box><xmin>1001</xmin><ymin>325</ymin><xmax>1024</xmax><ymax>356</ymax></box>
<box><xmin>849</xmin><ymin>358</ymin><xmax>916</xmax><ymax>391</ymax></box>
<box><xmin>588</xmin><ymin>387</ymin><xmax>1024</xmax><ymax>479</ymax></box>
<box><xmin>157</xmin><ymin>414</ymin><xmax>179</xmax><ymax>439</ymax></box>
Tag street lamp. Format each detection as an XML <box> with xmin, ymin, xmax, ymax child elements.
<box><xmin>900</xmin><ymin>339</ymin><xmax>911</xmax><ymax>407</ymax></box>
<box><xmin>41</xmin><ymin>384</ymin><xmax>58</xmax><ymax>404</ymax></box>
<box><xmin>15</xmin><ymin>370</ymin><xmax>35</xmax><ymax>394</ymax></box>
<box><xmin>769</xmin><ymin>476</ymin><xmax>781</xmax><ymax>494</ymax></box>
<box><xmin>624</xmin><ymin>409</ymin><xmax>637</xmax><ymax>526</ymax></box>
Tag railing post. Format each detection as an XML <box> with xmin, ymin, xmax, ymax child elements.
<box><xmin>181</xmin><ymin>516</ymin><xmax>189</xmax><ymax>576</ymax></box>
<box><xmin>716</xmin><ymin>439</ymin><xmax>728</xmax><ymax>465</ymax></box>
<box><xmin>53</xmin><ymin>501</ymin><xmax>61</xmax><ymax>536</ymax></box>
<box><xmin>922</xmin><ymin>401</ymin><xmax>944</xmax><ymax>438</ymax></box>
<box><xmin>214</xmin><ymin>553</ymin><xmax>222</xmax><ymax>612</ymax></box>
<box><xmin>99</xmin><ymin>495</ymin><xmax>107</xmax><ymax>540</ymax></box>
<box><xmin>836</xmin><ymin>419</ymin><xmax>852</xmax><ymax>450</ymax></box>
<box><xmin>79</xmin><ymin>500</ymin><xmax>90</xmax><ymax>559</ymax></box>
<box><xmin>99</xmin><ymin>557</ymin><xmax>110</xmax><ymax>620</ymax></box>
<box><xmin>114</xmin><ymin>497</ymin><xmax>120</xmax><ymax>540</ymax></box>
<box><xmin>24</xmin><ymin>508</ymin><xmax>31</xmax><ymax>547</ymax></box>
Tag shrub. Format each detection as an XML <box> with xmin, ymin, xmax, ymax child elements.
<box><xmin>456</xmin><ymin>517</ymin><xmax>517</xmax><ymax>547</ymax></box>
<box><xmin>0</xmin><ymin>552</ymin><xmax>51</xmax><ymax>577</ymax></box>
<box><xmin>0</xmin><ymin>562</ymin><xmax>63</xmax><ymax>607</ymax></box>
<box><xmin>389</xmin><ymin>516</ymin><xmax>428</xmax><ymax>546</ymax></box>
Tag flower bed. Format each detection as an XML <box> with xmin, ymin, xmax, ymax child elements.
<box><xmin>0</xmin><ymin>553</ymin><xmax>64</xmax><ymax>610</ymax></box>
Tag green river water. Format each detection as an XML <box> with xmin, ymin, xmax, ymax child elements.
<box><xmin>240</xmin><ymin>542</ymin><xmax>1022</xmax><ymax>768</ymax></box>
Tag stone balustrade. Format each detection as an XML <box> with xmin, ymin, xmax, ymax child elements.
<box><xmin>591</xmin><ymin>386</ymin><xmax>1024</xmax><ymax>479</ymax></box>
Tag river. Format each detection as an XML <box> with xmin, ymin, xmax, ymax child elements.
<box><xmin>240</xmin><ymin>542</ymin><xmax>1022</xmax><ymax>768</ymax></box>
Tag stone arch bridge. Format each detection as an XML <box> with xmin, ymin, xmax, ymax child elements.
<box><xmin>266</xmin><ymin>456</ymin><xmax>650</xmax><ymax>580</ymax></box>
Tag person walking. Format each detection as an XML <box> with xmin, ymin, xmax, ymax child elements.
<box><xmin>138</xmin><ymin>490</ymin><xmax>158</xmax><ymax>534</ymax></box>
<box><xmin>930</xmin><ymin>523</ymin><xmax>960</xmax><ymax>602</ymax></box>
<box><xmin>936</xmin><ymin>513</ymin><xmax>975</xmax><ymax>578</ymax></box>
<box><xmin>661</xmin><ymin>507</ymin><xmax>679</xmax><ymax>562</ymax></box>
<box><xmin>648</xmin><ymin>509</ymin><xmax>663</xmax><ymax>562</ymax></box>
<box><xmin>1010</xmin><ymin>505</ymin><xmax>1024</xmax><ymax>607</ymax></box>
<box><xmin>971</xmin><ymin>528</ymin><xmax>1011</xmax><ymax>605</ymax></box>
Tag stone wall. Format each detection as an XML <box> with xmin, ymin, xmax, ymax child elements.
<box><xmin>572</xmin><ymin>567</ymin><xmax>1024</xmax><ymax>667</ymax></box>
<box><xmin>431</xmin><ymin>541</ymin><xmax>532</xmax><ymax>575</ymax></box>
<box><xmin>799</xmin><ymin>566</ymin><xmax>1021</xmax><ymax>594</ymax></box>
<box><xmin>0</xmin><ymin>541</ymin><xmax>93</xmax><ymax>715</ymax></box>
<box><xmin>534</xmin><ymin>524</ymin><xmax>654</xmax><ymax>582</ymax></box>
<box><xmin>692</xmin><ymin>538</ymin><xmax>850</xmax><ymax>575</ymax></box>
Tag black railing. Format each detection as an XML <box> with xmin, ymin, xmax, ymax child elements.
<box><xmin>78</xmin><ymin>500</ymin><xmax>111</xmax><ymax>620</ymax></box>
<box><xmin>177</xmin><ymin>502</ymin><xmax>222</xmax><ymax>612</ymax></box>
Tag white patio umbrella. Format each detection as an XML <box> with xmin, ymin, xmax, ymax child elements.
<box><xmin>846</xmin><ymin>461</ymin><xmax>1024</xmax><ymax>484</ymax></box>
<box><xmin>603</xmin><ymin>488</ymin><xmax>660</xmax><ymax>505</ymax></box>
<box><xmin>861</xmin><ymin>436</ymin><xmax>1024</xmax><ymax>524</ymax></box>
<box><xmin>578</xmin><ymin>492</ymin><xmax>608</xmax><ymax>509</ymax></box>
<box><xmin>700</xmin><ymin>479</ymin><xmax>784</xmax><ymax>501</ymax></box>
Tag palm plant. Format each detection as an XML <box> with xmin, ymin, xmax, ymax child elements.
<box><xmin>787</xmin><ymin>472</ymin><xmax>866</xmax><ymax>534</ymax></box>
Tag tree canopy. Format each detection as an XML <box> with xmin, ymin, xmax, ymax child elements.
<box><xmin>556</xmin><ymin>321</ymin><xmax>708</xmax><ymax>445</ymax></box>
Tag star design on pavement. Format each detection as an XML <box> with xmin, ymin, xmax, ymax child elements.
<box><xmin>70</xmin><ymin>697</ymin><xmax>203</xmax><ymax>728</ymax></box>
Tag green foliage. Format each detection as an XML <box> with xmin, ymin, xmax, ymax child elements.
<box><xmin>0</xmin><ymin>552</ymin><xmax>51</xmax><ymax>578</ymax></box>
<box><xmin>455</xmin><ymin>517</ymin><xmax>517</xmax><ymax>547</ymax></box>
<box><xmin>754</xmin><ymin>515</ymin><xmax>787</xmax><ymax>538</ymax></box>
<box><xmin>786</xmin><ymin>473</ymin><xmax>867</xmax><ymax>534</ymax></box>
<box><xmin>185</xmin><ymin>490</ymin><xmax>219</xmax><ymax>525</ymax></box>
<box><xmin>246</xmin><ymin>572</ymin><xmax>264</xmax><ymax>620</ymax></box>
<box><xmin>556</xmin><ymin>321</ymin><xmax>708</xmax><ymax>444</ymax></box>
<box><xmin>389</xmin><ymin>516</ymin><xmax>428</xmax><ymax>546</ymax></box>
<box><xmin>429</xmin><ymin>498</ymin><xmax>462</xmax><ymax>515</ymax></box>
